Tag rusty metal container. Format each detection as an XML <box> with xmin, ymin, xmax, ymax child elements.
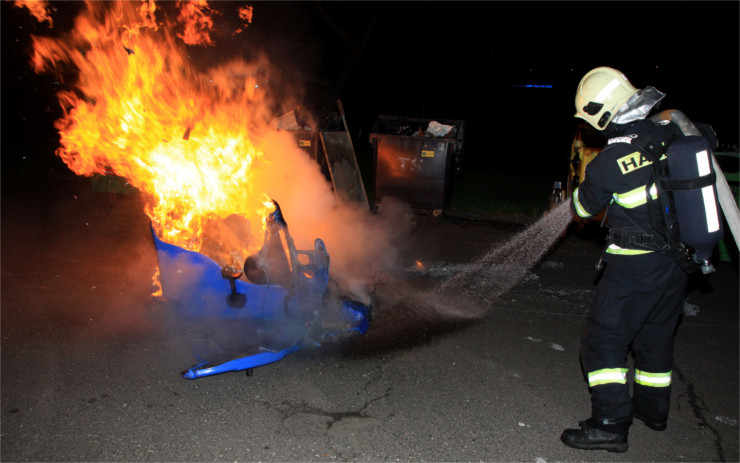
<box><xmin>370</xmin><ymin>115</ymin><xmax>464</xmax><ymax>210</ymax></box>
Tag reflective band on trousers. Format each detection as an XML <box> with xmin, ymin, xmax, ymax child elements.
<box><xmin>613</xmin><ymin>183</ymin><xmax>658</xmax><ymax>209</ymax></box>
<box><xmin>572</xmin><ymin>187</ymin><xmax>592</xmax><ymax>219</ymax></box>
<box><xmin>588</xmin><ymin>368</ymin><xmax>628</xmax><ymax>387</ymax></box>
<box><xmin>635</xmin><ymin>369</ymin><xmax>672</xmax><ymax>387</ymax></box>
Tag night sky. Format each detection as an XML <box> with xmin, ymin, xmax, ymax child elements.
<box><xmin>2</xmin><ymin>1</ymin><xmax>739</xmax><ymax>180</ymax></box>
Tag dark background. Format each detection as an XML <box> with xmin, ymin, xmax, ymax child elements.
<box><xmin>2</xmin><ymin>1</ymin><xmax>739</xmax><ymax>183</ymax></box>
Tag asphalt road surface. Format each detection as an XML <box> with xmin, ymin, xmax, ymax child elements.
<box><xmin>2</xmin><ymin>175</ymin><xmax>738</xmax><ymax>462</ymax></box>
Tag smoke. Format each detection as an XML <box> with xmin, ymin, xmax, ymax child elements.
<box><xmin>184</xmin><ymin>21</ymin><xmax>417</xmax><ymax>304</ymax></box>
<box><xmin>151</xmin><ymin>50</ymin><xmax>415</xmax><ymax>305</ymax></box>
<box><xmin>248</xmin><ymin>129</ymin><xmax>416</xmax><ymax>304</ymax></box>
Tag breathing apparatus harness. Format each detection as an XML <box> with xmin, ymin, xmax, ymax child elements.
<box><xmin>605</xmin><ymin>117</ymin><xmax>718</xmax><ymax>274</ymax></box>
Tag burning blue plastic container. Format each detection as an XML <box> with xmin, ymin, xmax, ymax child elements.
<box><xmin>150</xmin><ymin>209</ymin><xmax>371</xmax><ymax>379</ymax></box>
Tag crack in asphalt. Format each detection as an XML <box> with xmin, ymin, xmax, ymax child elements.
<box><xmin>266</xmin><ymin>386</ymin><xmax>393</xmax><ymax>430</ymax></box>
<box><xmin>674</xmin><ymin>364</ymin><xmax>726</xmax><ymax>462</ymax></box>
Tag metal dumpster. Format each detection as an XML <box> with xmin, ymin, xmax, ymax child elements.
<box><xmin>278</xmin><ymin>110</ymin><xmax>369</xmax><ymax>209</ymax></box>
<box><xmin>370</xmin><ymin>116</ymin><xmax>464</xmax><ymax>210</ymax></box>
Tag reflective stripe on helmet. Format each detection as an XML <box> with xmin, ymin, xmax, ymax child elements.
<box><xmin>595</xmin><ymin>78</ymin><xmax>622</xmax><ymax>103</ymax></box>
<box><xmin>588</xmin><ymin>368</ymin><xmax>628</xmax><ymax>387</ymax></box>
<box><xmin>635</xmin><ymin>369</ymin><xmax>671</xmax><ymax>387</ymax></box>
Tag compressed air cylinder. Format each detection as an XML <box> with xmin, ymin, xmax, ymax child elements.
<box><xmin>666</xmin><ymin>136</ymin><xmax>723</xmax><ymax>259</ymax></box>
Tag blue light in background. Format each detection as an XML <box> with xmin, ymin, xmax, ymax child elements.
<box><xmin>513</xmin><ymin>84</ymin><xmax>553</xmax><ymax>88</ymax></box>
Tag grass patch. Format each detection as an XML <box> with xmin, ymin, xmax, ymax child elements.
<box><xmin>449</xmin><ymin>171</ymin><xmax>553</xmax><ymax>218</ymax></box>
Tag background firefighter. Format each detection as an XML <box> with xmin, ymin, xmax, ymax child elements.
<box><xmin>561</xmin><ymin>67</ymin><xmax>720</xmax><ymax>453</ymax></box>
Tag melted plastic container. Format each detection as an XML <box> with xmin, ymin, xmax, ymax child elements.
<box><xmin>151</xmin><ymin>227</ymin><xmax>370</xmax><ymax>379</ymax></box>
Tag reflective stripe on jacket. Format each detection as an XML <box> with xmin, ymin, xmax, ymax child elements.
<box><xmin>569</xmin><ymin>119</ymin><xmax>682</xmax><ymax>256</ymax></box>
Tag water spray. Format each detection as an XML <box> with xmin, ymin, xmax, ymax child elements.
<box><xmin>357</xmin><ymin>199</ymin><xmax>576</xmax><ymax>352</ymax></box>
<box><xmin>435</xmin><ymin>201</ymin><xmax>574</xmax><ymax>305</ymax></box>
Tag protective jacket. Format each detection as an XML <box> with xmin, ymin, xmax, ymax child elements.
<box><xmin>569</xmin><ymin>117</ymin><xmax>689</xmax><ymax>436</ymax></box>
<box><xmin>571</xmin><ymin>118</ymin><xmax>684</xmax><ymax>257</ymax></box>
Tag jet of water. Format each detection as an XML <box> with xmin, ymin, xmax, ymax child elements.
<box><xmin>436</xmin><ymin>200</ymin><xmax>574</xmax><ymax>304</ymax></box>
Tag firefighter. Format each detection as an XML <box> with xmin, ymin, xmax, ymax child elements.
<box><xmin>561</xmin><ymin>67</ymin><xmax>689</xmax><ymax>453</ymax></box>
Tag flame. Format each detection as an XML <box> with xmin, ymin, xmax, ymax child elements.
<box><xmin>235</xmin><ymin>6</ymin><xmax>253</xmax><ymax>34</ymax></box>
<box><xmin>415</xmin><ymin>260</ymin><xmax>424</xmax><ymax>270</ymax></box>
<box><xmin>26</xmin><ymin>1</ymin><xmax>279</xmax><ymax>265</ymax></box>
<box><xmin>14</xmin><ymin>0</ymin><xmax>53</xmax><ymax>27</ymax></box>
<box><xmin>176</xmin><ymin>0</ymin><xmax>217</xmax><ymax>46</ymax></box>
<box><xmin>238</xmin><ymin>6</ymin><xmax>253</xmax><ymax>23</ymax></box>
<box><xmin>151</xmin><ymin>267</ymin><xmax>163</xmax><ymax>298</ymax></box>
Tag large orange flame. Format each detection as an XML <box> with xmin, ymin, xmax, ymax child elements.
<box><xmin>18</xmin><ymin>1</ymin><xmax>406</xmax><ymax>306</ymax></box>
<box><xmin>27</xmin><ymin>0</ymin><xmax>276</xmax><ymax>267</ymax></box>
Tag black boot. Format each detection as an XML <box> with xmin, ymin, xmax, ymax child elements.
<box><xmin>632</xmin><ymin>408</ymin><xmax>667</xmax><ymax>431</ymax></box>
<box><xmin>561</xmin><ymin>420</ymin><xmax>628</xmax><ymax>453</ymax></box>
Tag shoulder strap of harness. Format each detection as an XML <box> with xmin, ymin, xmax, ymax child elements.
<box><xmin>609</xmin><ymin>122</ymin><xmax>681</xmax><ymax>254</ymax></box>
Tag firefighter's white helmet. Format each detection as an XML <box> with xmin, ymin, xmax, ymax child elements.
<box><xmin>574</xmin><ymin>67</ymin><xmax>639</xmax><ymax>130</ymax></box>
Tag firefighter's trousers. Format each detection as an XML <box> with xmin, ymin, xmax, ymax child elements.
<box><xmin>580</xmin><ymin>252</ymin><xmax>688</xmax><ymax>435</ymax></box>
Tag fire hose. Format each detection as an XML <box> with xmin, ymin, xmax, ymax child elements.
<box><xmin>651</xmin><ymin>110</ymin><xmax>740</xmax><ymax>249</ymax></box>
